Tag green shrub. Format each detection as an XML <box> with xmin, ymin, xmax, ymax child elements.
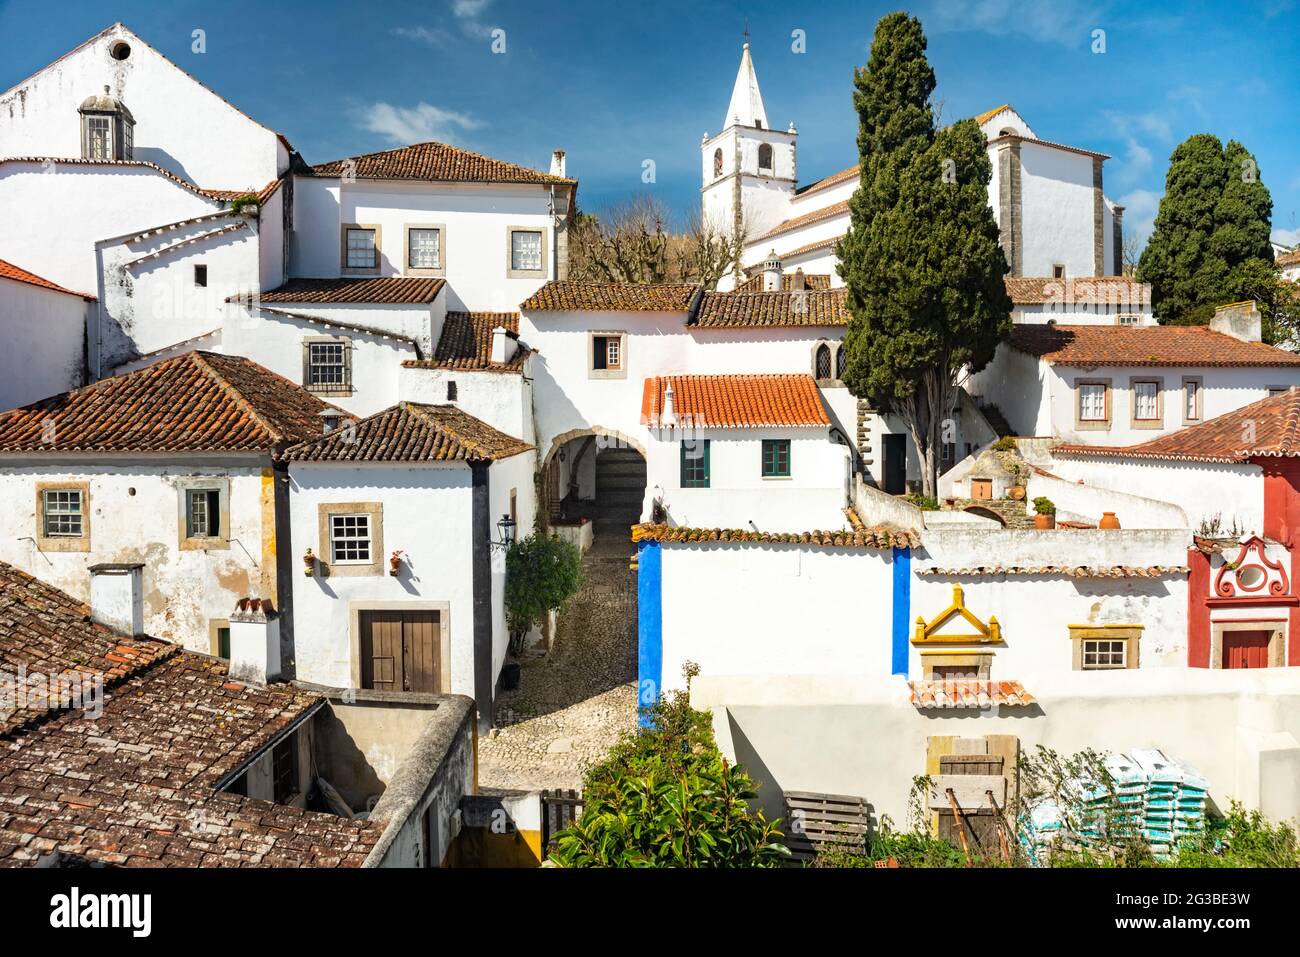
<box><xmin>547</xmin><ymin>693</ymin><xmax>789</xmax><ymax>867</ymax></box>
<box><xmin>504</xmin><ymin>533</ymin><xmax>583</xmax><ymax>654</ymax></box>
<box><xmin>1032</xmin><ymin>496</ymin><xmax>1056</xmax><ymax>515</ymax></box>
<box><xmin>991</xmin><ymin>436</ymin><xmax>1018</xmax><ymax>452</ymax></box>
<box><xmin>906</xmin><ymin>493</ymin><xmax>939</xmax><ymax>511</ymax></box>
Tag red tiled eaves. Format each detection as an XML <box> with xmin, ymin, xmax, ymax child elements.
<box><xmin>231</xmin><ymin>276</ymin><xmax>446</xmax><ymax>305</ymax></box>
<box><xmin>1005</xmin><ymin>276</ymin><xmax>1150</xmax><ymax>307</ymax></box>
<box><xmin>794</xmin><ymin>165</ymin><xmax>857</xmax><ymax>198</ymax></box>
<box><xmin>404</xmin><ymin>312</ymin><xmax>526</xmax><ymax>372</ymax></box>
<box><xmin>909</xmin><ymin>680</ymin><xmax>1035</xmax><ymax>710</ymax></box>
<box><xmin>641</xmin><ymin>373</ymin><xmax>830</xmax><ymax>428</ymax></box>
<box><xmin>0</xmin><ymin>258</ymin><xmax>95</xmax><ymax>301</ymax></box>
<box><xmin>1053</xmin><ymin>388</ymin><xmax>1300</xmax><ymax>464</ymax></box>
<box><xmin>693</xmin><ymin>288</ymin><xmax>849</xmax><ymax>328</ymax></box>
<box><xmin>1007</xmin><ymin>324</ymin><xmax>1300</xmax><ymax>367</ymax></box>
<box><xmin>736</xmin><ymin>272</ymin><xmax>832</xmax><ymax>292</ymax></box>
<box><xmin>283</xmin><ymin>402</ymin><xmax>532</xmax><ymax>463</ymax></box>
<box><xmin>0</xmin><ymin>351</ymin><xmax>336</xmax><ymax>455</ymax></box>
<box><xmin>309</xmin><ymin>141</ymin><xmax>573</xmax><ymax>186</ymax></box>
<box><xmin>521</xmin><ymin>281</ymin><xmax>701</xmax><ymax>312</ymax></box>
<box><xmin>632</xmin><ymin>522</ymin><xmax>918</xmax><ymax>551</ymax></box>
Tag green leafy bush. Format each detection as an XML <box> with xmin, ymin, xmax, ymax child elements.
<box><xmin>547</xmin><ymin>693</ymin><xmax>789</xmax><ymax>867</ymax></box>
<box><xmin>991</xmin><ymin>436</ymin><xmax>1018</xmax><ymax>452</ymax></box>
<box><xmin>504</xmin><ymin>533</ymin><xmax>583</xmax><ymax>653</ymax></box>
<box><xmin>1032</xmin><ymin>496</ymin><xmax>1056</xmax><ymax>515</ymax></box>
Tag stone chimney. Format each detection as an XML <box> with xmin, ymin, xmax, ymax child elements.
<box><xmin>550</xmin><ymin>149</ymin><xmax>566</xmax><ymax>178</ymax></box>
<box><xmin>320</xmin><ymin>408</ymin><xmax>344</xmax><ymax>434</ymax></box>
<box><xmin>761</xmin><ymin>250</ymin><xmax>783</xmax><ymax>291</ymax></box>
<box><xmin>89</xmin><ymin>563</ymin><xmax>144</xmax><ymax>636</ymax></box>
<box><xmin>228</xmin><ymin>597</ymin><xmax>280</xmax><ymax>685</ymax></box>
<box><xmin>790</xmin><ymin>267</ymin><xmax>807</xmax><ymax>292</ymax></box>
<box><xmin>490</xmin><ymin>326</ymin><xmax>518</xmax><ymax>365</ymax></box>
<box><xmin>1211</xmin><ymin>301</ymin><xmax>1262</xmax><ymax>342</ymax></box>
<box><xmin>661</xmin><ymin>381</ymin><xmax>676</xmax><ymax>427</ymax></box>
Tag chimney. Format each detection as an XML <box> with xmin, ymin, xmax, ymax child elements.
<box><xmin>320</xmin><ymin>408</ymin><xmax>344</xmax><ymax>434</ymax></box>
<box><xmin>761</xmin><ymin>250</ymin><xmax>783</xmax><ymax>291</ymax></box>
<box><xmin>790</xmin><ymin>267</ymin><xmax>807</xmax><ymax>292</ymax></box>
<box><xmin>661</xmin><ymin>381</ymin><xmax>676</xmax><ymax>427</ymax></box>
<box><xmin>89</xmin><ymin>563</ymin><xmax>144</xmax><ymax>636</ymax></box>
<box><xmin>228</xmin><ymin>597</ymin><xmax>280</xmax><ymax>685</ymax></box>
<box><xmin>490</xmin><ymin>326</ymin><xmax>518</xmax><ymax>365</ymax></box>
<box><xmin>1211</xmin><ymin>301</ymin><xmax>1262</xmax><ymax>342</ymax></box>
<box><xmin>550</xmin><ymin>149</ymin><xmax>566</xmax><ymax>178</ymax></box>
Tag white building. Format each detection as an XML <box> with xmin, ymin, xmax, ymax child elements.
<box><xmin>0</xmin><ymin>258</ymin><xmax>93</xmax><ymax>408</ymax></box>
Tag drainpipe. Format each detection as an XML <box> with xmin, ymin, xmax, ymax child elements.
<box><xmin>470</xmin><ymin>461</ymin><xmax>493</xmax><ymax>735</ymax></box>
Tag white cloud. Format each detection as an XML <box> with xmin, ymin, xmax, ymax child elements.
<box><xmin>452</xmin><ymin>0</ymin><xmax>495</xmax><ymax>39</ymax></box>
<box><xmin>1102</xmin><ymin>110</ymin><xmax>1171</xmax><ymax>186</ymax></box>
<box><xmin>355</xmin><ymin>102</ymin><xmax>483</xmax><ymax>146</ymax></box>
<box><xmin>1273</xmin><ymin>228</ymin><xmax>1300</xmax><ymax>249</ymax></box>
<box><xmin>922</xmin><ymin>0</ymin><xmax>1106</xmax><ymax>46</ymax></box>
<box><xmin>393</xmin><ymin>25</ymin><xmax>454</xmax><ymax>48</ymax></box>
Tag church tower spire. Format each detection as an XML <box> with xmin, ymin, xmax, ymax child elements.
<box><xmin>724</xmin><ymin>41</ymin><xmax>768</xmax><ymax>129</ymax></box>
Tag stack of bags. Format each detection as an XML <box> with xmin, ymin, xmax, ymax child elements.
<box><xmin>1129</xmin><ymin>749</ymin><xmax>1209</xmax><ymax>854</ymax></box>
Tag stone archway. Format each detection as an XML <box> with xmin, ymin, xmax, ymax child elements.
<box><xmin>542</xmin><ymin>428</ymin><xmax>648</xmax><ymax>528</ymax></box>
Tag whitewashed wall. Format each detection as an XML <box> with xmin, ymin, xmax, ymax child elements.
<box><xmin>0</xmin><ymin>459</ymin><xmax>271</xmax><ymax>651</ymax></box>
<box><xmin>398</xmin><ymin>364</ymin><xmax>534</xmax><ymax>444</ymax></box>
<box><xmin>488</xmin><ymin>451</ymin><xmax>539</xmax><ymax>678</ymax></box>
<box><xmin>0</xmin><ymin>24</ymin><xmax>284</xmax><ymax>189</ymax></box>
<box><xmin>1018</xmin><ymin>143</ymin><xmax>1096</xmax><ymax>278</ymax></box>
<box><xmin>0</xmin><ymin>277</ymin><xmax>87</xmax><ymax>408</ymax></box>
<box><xmin>291</xmin><ymin>178</ymin><xmax>557</xmax><ymax>313</ymax></box>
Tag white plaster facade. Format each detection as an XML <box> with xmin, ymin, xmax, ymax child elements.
<box><xmin>0</xmin><ymin>272</ymin><xmax>89</xmax><ymax>407</ymax></box>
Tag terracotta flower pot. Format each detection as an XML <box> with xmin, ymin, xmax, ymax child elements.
<box><xmin>1034</xmin><ymin>513</ymin><xmax>1055</xmax><ymax>529</ymax></box>
<box><xmin>1099</xmin><ymin>511</ymin><xmax>1121</xmax><ymax>529</ymax></box>
<box><xmin>1010</xmin><ymin>487</ymin><xmax>1026</xmax><ymax>501</ymax></box>
<box><xmin>303</xmin><ymin>548</ymin><xmax>316</xmax><ymax>577</ymax></box>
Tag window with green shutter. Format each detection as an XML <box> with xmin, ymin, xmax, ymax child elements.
<box><xmin>680</xmin><ymin>439</ymin><xmax>710</xmax><ymax>488</ymax></box>
<box><xmin>761</xmin><ymin>439</ymin><xmax>791</xmax><ymax>478</ymax></box>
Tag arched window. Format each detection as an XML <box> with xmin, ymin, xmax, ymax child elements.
<box><xmin>712</xmin><ymin>148</ymin><xmax>723</xmax><ymax>178</ymax></box>
<box><xmin>757</xmin><ymin>142</ymin><xmax>773</xmax><ymax>174</ymax></box>
<box><xmin>835</xmin><ymin>346</ymin><xmax>847</xmax><ymax>380</ymax></box>
<box><xmin>815</xmin><ymin>343</ymin><xmax>832</xmax><ymax>380</ymax></box>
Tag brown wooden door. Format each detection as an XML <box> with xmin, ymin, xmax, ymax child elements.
<box><xmin>1222</xmin><ymin>630</ymin><xmax>1270</xmax><ymax>669</ymax></box>
<box><xmin>360</xmin><ymin>610</ymin><xmax>441</xmax><ymax>691</ymax></box>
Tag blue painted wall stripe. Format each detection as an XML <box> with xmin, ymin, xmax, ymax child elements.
<box><xmin>891</xmin><ymin>546</ymin><xmax>911</xmax><ymax>676</ymax></box>
<box><xmin>636</xmin><ymin>540</ymin><xmax>662</xmax><ymax>727</ymax></box>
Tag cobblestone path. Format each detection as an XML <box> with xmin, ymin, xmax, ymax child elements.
<box><xmin>477</xmin><ymin>525</ymin><xmax>638</xmax><ymax>791</ymax></box>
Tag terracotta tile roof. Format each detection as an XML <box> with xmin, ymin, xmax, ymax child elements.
<box><xmin>200</xmin><ymin>178</ymin><xmax>284</xmax><ymax>205</ymax></box>
<box><xmin>232</xmin><ymin>276</ymin><xmax>446</xmax><ymax>305</ymax></box>
<box><xmin>975</xmin><ymin>103</ymin><xmax>1014</xmax><ymax>126</ymax></box>
<box><xmin>777</xmin><ymin>235</ymin><xmax>842</xmax><ymax>260</ymax></box>
<box><xmin>284</xmin><ymin>402</ymin><xmax>532</xmax><ymax>463</ymax></box>
<box><xmin>641</xmin><ymin>373</ymin><xmax>830</xmax><ymax>428</ymax></box>
<box><xmin>1007</xmin><ymin>323</ymin><xmax>1300</xmax><ymax>367</ymax></box>
<box><xmin>0</xmin><ymin>564</ymin><xmax>378</xmax><ymax>867</ymax></box>
<box><xmin>0</xmin><ymin>351</ymin><xmax>336</xmax><ymax>455</ymax></box>
<box><xmin>736</xmin><ymin>272</ymin><xmax>832</xmax><ymax>292</ymax></box>
<box><xmin>1053</xmin><ymin>388</ymin><xmax>1300</xmax><ymax>464</ymax></box>
<box><xmin>755</xmin><ymin>200</ymin><xmax>849</xmax><ymax>242</ymax></box>
<box><xmin>693</xmin><ymin>289</ymin><xmax>849</xmax><ymax>327</ymax></box>
<box><xmin>795</xmin><ymin>165</ymin><xmax>857</xmax><ymax>197</ymax></box>
<box><xmin>0</xmin><ymin>258</ymin><xmax>96</xmax><ymax>301</ymax></box>
<box><xmin>309</xmin><ymin>141</ymin><xmax>573</xmax><ymax>186</ymax></box>
<box><xmin>909</xmin><ymin>679</ymin><xmax>1035</xmax><ymax>710</ymax></box>
<box><xmin>403</xmin><ymin>312</ymin><xmax>527</xmax><ymax>372</ymax></box>
<box><xmin>521</xmin><ymin>281</ymin><xmax>700</xmax><ymax>312</ymax></box>
<box><xmin>632</xmin><ymin>522</ymin><xmax>918</xmax><ymax>550</ymax></box>
<box><xmin>1004</xmin><ymin>276</ymin><xmax>1150</xmax><ymax>307</ymax></box>
<box><xmin>915</xmin><ymin>564</ymin><xmax>1189</xmax><ymax>578</ymax></box>
<box><xmin>1278</xmin><ymin>249</ymin><xmax>1300</xmax><ymax>268</ymax></box>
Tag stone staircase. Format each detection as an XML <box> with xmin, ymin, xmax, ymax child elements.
<box><xmin>593</xmin><ymin>447</ymin><xmax>646</xmax><ymax>526</ymax></box>
<box><xmin>978</xmin><ymin>402</ymin><xmax>1015</xmax><ymax>439</ymax></box>
<box><xmin>855</xmin><ymin>398</ymin><xmax>877</xmax><ymax>484</ymax></box>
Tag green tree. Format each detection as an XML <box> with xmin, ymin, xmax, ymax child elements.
<box><xmin>503</xmin><ymin>532</ymin><xmax>583</xmax><ymax>655</ymax></box>
<box><xmin>836</xmin><ymin>12</ymin><xmax>1012</xmax><ymax>498</ymax></box>
<box><xmin>547</xmin><ymin>692</ymin><xmax>788</xmax><ymax>867</ymax></box>
<box><xmin>1139</xmin><ymin>135</ymin><xmax>1276</xmax><ymax>328</ymax></box>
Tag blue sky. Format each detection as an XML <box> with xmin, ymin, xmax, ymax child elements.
<box><xmin>2</xmin><ymin>0</ymin><xmax>1297</xmax><ymax>248</ymax></box>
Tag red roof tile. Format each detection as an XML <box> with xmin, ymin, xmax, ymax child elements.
<box><xmin>632</xmin><ymin>523</ymin><xmax>917</xmax><ymax>551</ymax></box>
<box><xmin>795</xmin><ymin>165</ymin><xmax>857</xmax><ymax>197</ymax></box>
<box><xmin>521</xmin><ymin>281</ymin><xmax>700</xmax><ymax>312</ymax></box>
<box><xmin>0</xmin><ymin>351</ymin><xmax>337</xmax><ymax>455</ymax></box>
<box><xmin>693</xmin><ymin>289</ymin><xmax>849</xmax><ymax>327</ymax></box>
<box><xmin>1004</xmin><ymin>276</ymin><xmax>1150</xmax><ymax>307</ymax></box>
<box><xmin>755</xmin><ymin>200</ymin><xmax>849</xmax><ymax>242</ymax></box>
<box><xmin>641</xmin><ymin>373</ymin><xmax>830</xmax><ymax>428</ymax></box>
<box><xmin>403</xmin><ymin>312</ymin><xmax>526</xmax><ymax>372</ymax></box>
<box><xmin>284</xmin><ymin>402</ymin><xmax>532</xmax><ymax>463</ymax></box>
<box><xmin>310</xmin><ymin>141</ymin><xmax>573</xmax><ymax>186</ymax></box>
<box><xmin>909</xmin><ymin>679</ymin><xmax>1035</xmax><ymax>709</ymax></box>
<box><xmin>1007</xmin><ymin>323</ymin><xmax>1300</xmax><ymax>367</ymax></box>
<box><xmin>736</xmin><ymin>272</ymin><xmax>832</xmax><ymax>292</ymax></box>
<box><xmin>0</xmin><ymin>258</ymin><xmax>95</xmax><ymax>301</ymax></box>
<box><xmin>1054</xmin><ymin>388</ymin><xmax>1300</xmax><ymax>464</ymax></box>
<box><xmin>233</xmin><ymin>276</ymin><xmax>446</xmax><ymax>305</ymax></box>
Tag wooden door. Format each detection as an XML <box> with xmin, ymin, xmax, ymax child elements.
<box><xmin>883</xmin><ymin>434</ymin><xmax>907</xmax><ymax>495</ymax></box>
<box><xmin>1222</xmin><ymin>630</ymin><xmax>1271</xmax><ymax>669</ymax></box>
<box><xmin>360</xmin><ymin>610</ymin><xmax>441</xmax><ymax>691</ymax></box>
<box><xmin>970</xmin><ymin>479</ymin><xmax>993</xmax><ymax>501</ymax></box>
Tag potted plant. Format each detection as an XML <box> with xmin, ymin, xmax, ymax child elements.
<box><xmin>502</xmin><ymin>532</ymin><xmax>584</xmax><ymax>687</ymax></box>
<box><xmin>1033</xmin><ymin>496</ymin><xmax>1056</xmax><ymax>529</ymax></box>
<box><xmin>303</xmin><ymin>548</ymin><xmax>316</xmax><ymax>577</ymax></box>
<box><xmin>389</xmin><ymin>549</ymin><xmax>405</xmax><ymax>576</ymax></box>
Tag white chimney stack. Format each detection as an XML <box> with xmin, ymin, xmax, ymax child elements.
<box><xmin>661</xmin><ymin>382</ymin><xmax>676</xmax><ymax>427</ymax></box>
<box><xmin>1211</xmin><ymin>300</ymin><xmax>1262</xmax><ymax>343</ymax></box>
<box><xmin>550</xmin><ymin>149</ymin><xmax>566</xmax><ymax>178</ymax></box>
<box><xmin>228</xmin><ymin>597</ymin><xmax>281</xmax><ymax>685</ymax></box>
<box><xmin>490</xmin><ymin>326</ymin><xmax>518</xmax><ymax>365</ymax></box>
<box><xmin>89</xmin><ymin>563</ymin><xmax>145</xmax><ymax>636</ymax></box>
<box><xmin>762</xmin><ymin>250</ymin><xmax>783</xmax><ymax>291</ymax></box>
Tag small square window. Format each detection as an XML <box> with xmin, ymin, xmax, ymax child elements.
<box><xmin>408</xmin><ymin>227</ymin><xmax>441</xmax><ymax>270</ymax></box>
<box><xmin>42</xmin><ymin>489</ymin><xmax>83</xmax><ymax>537</ymax></box>
<box><xmin>306</xmin><ymin>339</ymin><xmax>350</xmax><ymax>393</ymax></box>
<box><xmin>1117</xmin><ymin>314</ymin><xmax>1138</xmax><ymax>326</ymax></box>
<box><xmin>330</xmin><ymin>514</ymin><xmax>372</xmax><ymax>563</ymax></box>
<box><xmin>1052</xmin><ymin>264</ymin><xmax>1066</xmax><ymax>279</ymax></box>
<box><xmin>592</xmin><ymin>334</ymin><xmax>623</xmax><ymax>372</ymax></box>
<box><xmin>761</xmin><ymin>439</ymin><xmax>791</xmax><ymax>478</ymax></box>
<box><xmin>1081</xmin><ymin>639</ymin><xmax>1127</xmax><ymax>670</ymax></box>
<box><xmin>345</xmin><ymin>228</ymin><xmax>377</xmax><ymax>269</ymax></box>
<box><xmin>447</xmin><ymin>380</ymin><xmax>458</xmax><ymax>401</ymax></box>
<box><xmin>194</xmin><ymin>264</ymin><xmax>208</xmax><ymax>287</ymax></box>
<box><xmin>510</xmin><ymin>229</ymin><xmax>543</xmax><ymax>272</ymax></box>
<box><xmin>681</xmin><ymin>439</ymin><xmax>710</xmax><ymax>488</ymax></box>
<box><xmin>185</xmin><ymin>488</ymin><xmax>221</xmax><ymax>539</ymax></box>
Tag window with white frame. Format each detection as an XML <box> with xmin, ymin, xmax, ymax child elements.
<box><xmin>1078</xmin><ymin>382</ymin><xmax>1107</xmax><ymax>422</ymax></box>
<box><xmin>1081</xmin><ymin>638</ymin><xmax>1127</xmax><ymax>670</ymax></box>
<box><xmin>42</xmin><ymin>489</ymin><xmax>83</xmax><ymax>537</ymax></box>
<box><xmin>591</xmin><ymin>333</ymin><xmax>624</xmax><ymax>376</ymax></box>
<box><xmin>345</xmin><ymin>227</ymin><xmax>377</xmax><ymax>269</ymax></box>
<box><xmin>408</xmin><ymin>227</ymin><xmax>441</xmax><ymax>270</ymax></box>
<box><xmin>1133</xmin><ymin>380</ymin><xmax>1160</xmax><ymax>421</ymax></box>
<box><xmin>1184</xmin><ymin>378</ymin><xmax>1201</xmax><ymax>421</ymax></box>
<box><xmin>1117</xmin><ymin>314</ymin><xmax>1139</xmax><ymax>326</ymax></box>
<box><xmin>305</xmin><ymin>339</ymin><xmax>350</xmax><ymax>394</ymax></box>
<box><xmin>330</xmin><ymin>514</ymin><xmax>373</xmax><ymax>564</ymax></box>
<box><xmin>84</xmin><ymin>116</ymin><xmax>112</xmax><ymax>160</ymax></box>
<box><xmin>185</xmin><ymin>488</ymin><xmax>221</xmax><ymax>539</ymax></box>
<box><xmin>510</xmin><ymin>230</ymin><xmax>543</xmax><ymax>272</ymax></box>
